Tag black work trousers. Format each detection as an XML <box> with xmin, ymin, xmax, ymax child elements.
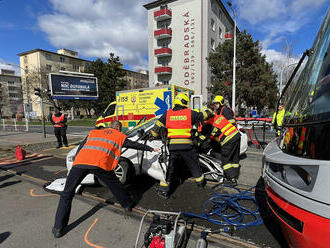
<box><xmin>221</xmin><ymin>135</ymin><xmax>241</xmax><ymax>179</ymax></box>
<box><xmin>54</xmin><ymin>166</ymin><xmax>133</xmax><ymax>229</ymax></box>
<box><xmin>54</xmin><ymin>127</ymin><xmax>68</xmax><ymax>146</ymax></box>
<box><xmin>167</xmin><ymin>149</ymin><xmax>203</xmax><ymax>185</ymax></box>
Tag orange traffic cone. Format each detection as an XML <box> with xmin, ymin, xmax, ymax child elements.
<box><xmin>15</xmin><ymin>145</ymin><xmax>26</xmax><ymax>161</ymax></box>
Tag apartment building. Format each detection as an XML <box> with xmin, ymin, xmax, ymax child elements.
<box><xmin>123</xmin><ymin>69</ymin><xmax>149</xmax><ymax>89</ymax></box>
<box><xmin>0</xmin><ymin>69</ymin><xmax>23</xmax><ymax>118</ymax></box>
<box><xmin>144</xmin><ymin>0</ymin><xmax>235</xmax><ymax>101</ymax></box>
<box><xmin>17</xmin><ymin>48</ymin><xmax>91</xmax><ymax>118</ymax></box>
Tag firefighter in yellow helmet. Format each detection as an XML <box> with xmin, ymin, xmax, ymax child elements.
<box><xmin>151</xmin><ymin>93</ymin><xmax>213</xmax><ymax>199</ymax></box>
<box><xmin>196</xmin><ymin>95</ymin><xmax>241</xmax><ymax>185</ymax></box>
<box><xmin>213</xmin><ymin>95</ymin><xmax>237</xmax><ymax>126</ymax></box>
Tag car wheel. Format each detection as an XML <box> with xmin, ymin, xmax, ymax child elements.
<box><xmin>114</xmin><ymin>159</ymin><xmax>134</xmax><ymax>184</ymax></box>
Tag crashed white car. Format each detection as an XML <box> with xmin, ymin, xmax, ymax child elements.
<box><xmin>66</xmin><ymin>118</ymin><xmax>248</xmax><ymax>185</ymax></box>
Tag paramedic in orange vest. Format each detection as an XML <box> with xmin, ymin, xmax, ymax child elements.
<box><xmin>51</xmin><ymin>107</ymin><xmax>68</xmax><ymax>148</ymax></box>
<box><xmin>151</xmin><ymin>93</ymin><xmax>213</xmax><ymax>199</ymax></box>
<box><xmin>52</xmin><ymin>120</ymin><xmax>159</xmax><ymax>238</ymax></box>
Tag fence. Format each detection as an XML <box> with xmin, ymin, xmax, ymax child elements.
<box><xmin>1</xmin><ymin>118</ymin><xmax>29</xmax><ymax>132</ymax></box>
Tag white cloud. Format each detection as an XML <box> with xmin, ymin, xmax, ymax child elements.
<box><xmin>38</xmin><ymin>0</ymin><xmax>148</xmax><ymax>70</ymax></box>
<box><xmin>236</xmin><ymin>0</ymin><xmax>328</xmax><ymax>48</ymax></box>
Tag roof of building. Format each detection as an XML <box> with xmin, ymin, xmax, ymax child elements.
<box><xmin>143</xmin><ymin>0</ymin><xmax>238</xmax><ymax>31</ymax></box>
<box><xmin>17</xmin><ymin>49</ymin><xmax>91</xmax><ymax>62</ymax></box>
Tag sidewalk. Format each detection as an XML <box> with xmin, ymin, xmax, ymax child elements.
<box><xmin>0</xmin><ymin>131</ymin><xmax>82</xmax><ymax>159</ymax></box>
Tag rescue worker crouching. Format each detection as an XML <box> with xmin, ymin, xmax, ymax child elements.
<box><xmin>199</xmin><ymin>96</ymin><xmax>241</xmax><ymax>186</ymax></box>
<box><xmin>151</xmin><ymin>93</ymin><xmax>213</xmax><ymax>199</ymax></box>
<box><xmin>52</xmin><ymin>120</ymin><xmax>159</xmax><ymax>238</ymax></box>
<box><xmin>213</xmin><ymin>95</ymin><xmax>237</xmax><ymax>126</ymax></box>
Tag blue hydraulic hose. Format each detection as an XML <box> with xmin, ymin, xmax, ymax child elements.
<box><xmin>182</xmin><ymin>184</ymin><xmax>263</xmax><ymax>232</ymax></box>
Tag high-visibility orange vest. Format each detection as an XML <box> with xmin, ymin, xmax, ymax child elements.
<box><xmin>211</xmin><ymin>114</ymin><xmax>238</xmax><ymax>145</ymax></box>
<box><xmin>166</xmin><ymin>108</ymin><xmax>192</xmax><ymax>139</ymax></box>
<box><xmin>52</xmin><ymin>114</ymin><xmax>65</xmax><ymax>127</ymax></box>
<box><xmin>73</xmin><ymin>128</ymin><xmax>127</xmax><ymax>171</ymax></box>
<box><xmin>297</xmin><ymin>127</ymin><xmax>306</xmax><ymax>154</ymax></box>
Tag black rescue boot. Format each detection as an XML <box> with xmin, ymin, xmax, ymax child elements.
<box><xmin>52</xmin><ymin>227</ymin><xmax>65</xmax><ymax>238</ymax></box>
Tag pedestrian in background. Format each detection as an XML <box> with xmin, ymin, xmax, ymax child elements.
<box><xmin>271</xmin><ymin>104</ymin><xmax>285</xmax><ymax>136</ymax></box>
<box><xmin>51</xmin><ymin>107</ymin><xmax>68</xmax><ymax>148</ymax></box>
<box><xmin>52</xmin><ymin>120</ymin><xmax>159</xmax><ymax>238</ymax></box>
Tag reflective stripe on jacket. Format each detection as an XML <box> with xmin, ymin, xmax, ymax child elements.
<box><xmin>166</xmin><ymin>108</ymin><xmax>192</xmax><ymax>146</ymax></box>
<box><xmin>211</xmin><ymin>114</ymin><xmax>239</xmax><ymax>145</ymax></box>
<box><xmin>52</xmin><ymin>114</ymin><xmax>65</xmax><ymax>127</ymax></box>
<box><xmin>73</xmin><ymin>128</ymin><xmax>127</xmax><ymax>171</ymax></box>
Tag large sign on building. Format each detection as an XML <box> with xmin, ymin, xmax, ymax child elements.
<box><xmin>49</xmin><ymin>73</ymin><xmax>98</xmax><ymax>100</ymax></box>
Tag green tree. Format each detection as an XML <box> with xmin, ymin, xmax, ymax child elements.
<box><xmin>207</xmin><ymin>30</ymin><xmax>278</xmax><ymax>115</ymax></box>
<box><xmin>58</xmin><ymin>53</ymin><xmax>127</xmax><ymax>117</ymax></box>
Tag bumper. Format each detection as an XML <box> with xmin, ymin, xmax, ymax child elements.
<box><xmin>266</xmin><ymin>185</ymin><xmax>330</xmax><ymax>248</ymax></box>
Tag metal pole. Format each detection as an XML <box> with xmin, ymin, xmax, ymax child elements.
<box><xmin>227</xmin><ymin>2</ymin><xmax>236</xmax><ymax>113</ymax></box>
<box><xmin>13</xmin><ymin>118</ymin><xmax>17</xmax><ymax>131</ymax></box>
<box><xmin>40</xmin><ymin>97</ymin><xmax>46</xmax><ymax>138</ymax></box>
<box><xmin>25</xmin><ymin>117</ymin><xmax>29</xmax><ymax>132</ymax></box>
<box><xmin>232</xmin><ymin>18</ymin><xmax>236</xmax><ymax>113</ymax></box>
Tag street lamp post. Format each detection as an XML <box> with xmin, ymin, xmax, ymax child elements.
<box><xmin>280</xmin><ymin>62</ymin><xmax>298</xmax><ymax>95</ymax></box>
<box><xmin>227</xmin><ymin>1</ymin><xmax>236</xmax><ymax>112</ymax></box>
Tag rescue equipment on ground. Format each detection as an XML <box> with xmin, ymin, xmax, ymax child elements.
<box><xmin>182</xmin><ymin>184</ymin><xmax>263</xmax><ymax>232</ymax></box>
<box><xmin>135</xmin><ymin>210</ymin><xmax>187</xmax><ymax>248</ymax></box>
<box><xmin>15</xmin><ymin>145</ymin><xmax>26</xmax><ymax>160</ymax></box>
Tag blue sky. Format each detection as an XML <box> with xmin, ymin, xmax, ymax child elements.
<box><xmin>0</xmin><ymin>0</ymin><xmax>329</xmax><ymax>74</ymax></box>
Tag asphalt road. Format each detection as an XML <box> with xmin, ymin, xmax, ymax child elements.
<box><xmin>0</xmin><ymin>170</ymin><xmax>246</xmax><ymax>248</ymax></box>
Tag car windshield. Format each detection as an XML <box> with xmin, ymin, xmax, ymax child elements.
<box><xmin>125</xmin><ymin>118</ymin><xmax>157</xmax><ymax>138</ymax></box>
<box><xmin>282</xmin><ymin>10</ymin><xmax>330</xmax><ymax>125</ymax></box>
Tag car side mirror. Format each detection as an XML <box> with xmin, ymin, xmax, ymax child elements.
<box><xmin>101</xmin><ymin>113</ymin><xmax>106</xmax><ymax>118</ymax></box>
<box><xmin>137</xmin><ymin>129</ymin><xmax>145</xmax><ymax>138</ymax></box>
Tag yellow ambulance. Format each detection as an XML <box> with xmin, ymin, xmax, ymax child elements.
<box><xmin>95</xmin><ymin>84</ymin><xmax>202</xmax><ymax>130</ymax></box>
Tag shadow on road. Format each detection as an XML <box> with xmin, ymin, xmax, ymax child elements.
<box><xmin>0</xmin><ymin>174</ymin><xmax>15</xmax><ymax>183</ymax></box>
<box><xmin>255</xmin><ymin>177</ymin><xmax>289</xmax><ymax>248</ymax></box>
<box><xmin>0</xmin><ymin>180</ymin><xmax>22</xmax><ymax>189</ymax></box>
<box><xmin>0</xmin><ymin>232</ymin><xmax>11</xmax><ymax>244</ymax></box>
<box><xmin>65</xmin><ymin>202</ymin><xmax>105</xmax><ymax>234</ymax></box>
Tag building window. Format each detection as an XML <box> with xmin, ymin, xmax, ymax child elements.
<box><xmin>219</xmin><ymin>27</ymin><xmax>223</xmax><ymax>39</ymax></box>
<box><xmin>46</xmin><ymin>64</ymin><xmax>52</xmax><ymax>71</ymax></box>
<box><xmin>211</xmin><ymin>18</ymin><xmax>215</xmax><ymax>31</ymax></box>
<box><xmin>73</xmin><ymin>65</ymin><xmax>79</xmax><ymax>71</ymax></box>
<box><xmin>211</xmin><ymin>38</ymin><xmax>215</xmax><ymax>51</ymax></box>
<box><xmin>24</xmin><ymin>56</ymin><xmax>28</xmax><ymax>63</ymax></box>
<box><xmin>60</xmin><ymin>67</ymin><xmax>65</xmax><ymax>71</ymax></box>
<box><xmin>60</xmin><ymin>57</ymin><xmax>65</xmax><ymax>63</ymax></box>
<box><xmin>45</xmin><ymin>54</ymin><xmax>52</xmax><ymax>60</ymax></box>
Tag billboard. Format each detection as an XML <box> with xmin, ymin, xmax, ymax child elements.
<box><xmin>49</xmin><ymin>73</ymin><xmax>98</xmax><ymax>100</ymax></box>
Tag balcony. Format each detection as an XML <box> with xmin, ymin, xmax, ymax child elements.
<box><xmin>154</xmin><ymin>28</ymin><xmax>172</xmax><ymax>39</ymax></box>
<box><xmin>154</xmin><ymin>8</ymin><xmax>172</xmax><ymax>21</ymax></box>
<box><xmin>154</xmin><ymin>48</ymin><xmax>172</xmax><ymax>57</ymax></box>
<box><xmin>155</xmin><ymin>66</ymin><xmax>172</xmax><ymax>75</ymax></box>
<box><xmin>225</xmin><ymin>32</ymin><xmax>233</xmax><ymax>39</ymax></box>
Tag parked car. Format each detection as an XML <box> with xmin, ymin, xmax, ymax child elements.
<box><xmin>66</xmin><ymin>117</ymin><xmax>248</xmax><ymax>185</ymax></box>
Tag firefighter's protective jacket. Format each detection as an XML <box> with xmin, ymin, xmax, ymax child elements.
<box><xmin>151</xmin><ymin>105</ymin><xmax>212</xmax><ymax>150</ymax></box>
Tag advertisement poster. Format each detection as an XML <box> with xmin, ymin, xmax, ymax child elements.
<box><xmin>49</xmin><ymin>73</ymin><xmax>98</xmax><ymax>100</ymax></box>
